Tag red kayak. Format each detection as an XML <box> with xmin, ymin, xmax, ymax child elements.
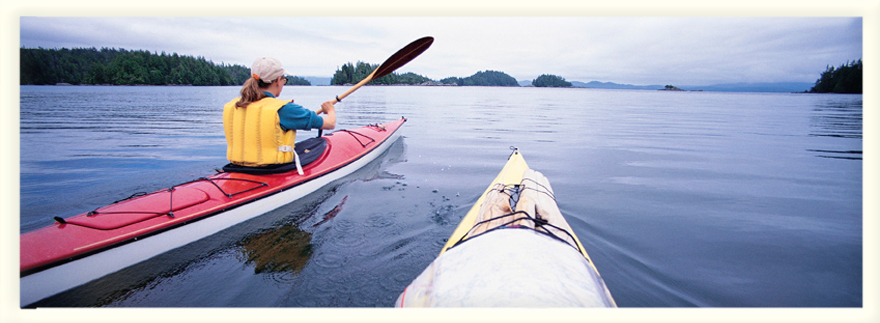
<box><xmin>20</xmin><ymin>117</ymin><xmax>406</xmax><ymax>306</ymax></box>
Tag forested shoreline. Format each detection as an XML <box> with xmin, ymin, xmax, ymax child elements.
<box><xmin>330</xmin><ymin>61</ymin><xmax>432</xmax><ymax>85</ymax></box>
<box><xmin>809</xmin><ymin>60</ymin><xmax>862</xmax><ymax>94</ymax></box>
<box><xmin>19</xmin><ymin>47</ymin><xmax>550</xmax><ymax>87</ymax></box>
<box><xmin>532</xmin><ymin>74</ymin><xmax>572</xmax><ymax>87</ymax></box>
<box><xmin>20</xmin><ymin>47</ymin><xmax>863</xmax><ymax>93</ymax></box>
<box><xmin>20</xmin><ymin>47</ymin><xmax>310</xmax><ymax>86</ymax></box>
<box><xmin>439</xmin><ymin>70</ymin><xmax>519</xmax><ymax>86</ymax></box>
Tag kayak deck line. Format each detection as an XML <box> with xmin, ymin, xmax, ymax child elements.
<box><xmin>78</xmin><ymin>177</ymin><xmax>270</xmax><ymax>225</ymax></box>
<box><xmin>446</xmin><ymin>203</ymin><xmax>586</xmax><ymax>257</ymax></box>
<box><xmin>25</xmin><ymin>162</ymin><xmax>299</xmax><ymax>274</ymax></box>
<box><xmin>437</xmin><ymin>148</ymin><xmax>530</xmax><ymax>256</ymax></box>
<box><xmin>334</xmin><ymin>128</ymin><xmax>377</xmax><ymax>147</ymax></box>
<box><xmin>448</xmin><ymin>177</ymin><xmax>593</xmax><ymax>263</ymax></box>
<box><xmin>21</xmin><ymin>118</ymin><xmax>406</xmax><ymax>307</ymax></box>
<box><xmin>442</xmin><ymin>148</ymin><xmax>595</xmax><ymax>261</ymax></box>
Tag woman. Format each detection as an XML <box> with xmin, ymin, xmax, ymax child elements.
<box><xmin>223</xmin><ymin>57</ymin><xmax>337</xmax><ymax>170</ymax></box>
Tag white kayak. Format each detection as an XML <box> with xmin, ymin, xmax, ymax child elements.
<box><xmin>396</xmin><ymin>149</ymin><xmax>617</xmax><ymax>307</ymax></box>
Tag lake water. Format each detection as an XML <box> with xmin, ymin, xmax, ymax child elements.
<box><xmin>19</xmin><ymin>85</ymin><xmax>862</xmax><ymax>307</ymax></box>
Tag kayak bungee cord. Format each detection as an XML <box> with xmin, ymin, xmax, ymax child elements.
<box><xmin>449</xmin><ymin>210</ymin><xmax>585</xmax><ymax>255</ymax></box>
<box><xmin>520</xmin><ymin>177</ymin><xmax>556</xmax><ymax>201</ymax></box>
<box><xmin>446</xmin><ymin>183</ymin><xmax>585</xmax><ymax>256</ymax></box>
<box><xmin>334</xmin><ymin>122</ymin><xmax>392</xmax><ymax>148</ymax></box>
<box><xmin>70</xmin><ymin>177</ymin><xmax>269</xmax><ymax>223</ymax></box>
<box><xmin>112</xmin><ymin>192</ymin><xmax>148</xmax><ymax>204</ymax></box>
<box><xmin>336</xmin><ymin>129</ymin><xmax>376</xmax><ymax>148</ymax></box>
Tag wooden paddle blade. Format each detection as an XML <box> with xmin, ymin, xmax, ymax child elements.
<box><xmin>372</xmin><ymin>36</ymin><xmax>434</xmax><ymax>79</ymax></box>
<box><xmin>333</xmin><ymin>36</ymin><xmax>434</xmax><ymax>103</ymax></box>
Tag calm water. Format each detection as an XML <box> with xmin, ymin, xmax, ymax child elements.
<box><xmin>19</xmin><ymin>85</ymin><xmax>862</xmax><ymax>307</ymax></box>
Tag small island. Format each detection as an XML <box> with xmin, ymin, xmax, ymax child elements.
<box><xmin>331</xmin><ymin>61</ymin><xmax>432</xmax><ymax>85</ymax></box>
<box><xmin>532</xmin><ymin>74</ymin><xmax>572</xmax><ymax>87</ymax></box>
<box><xmin>439</xmin><ymin>70</ymin><xmax>520</xmax><ymax>86</ymax></box>
<box><xmin>659</xmin><ymin>85</ymin><xmax>685</xmax><ymax>91</ymax></box>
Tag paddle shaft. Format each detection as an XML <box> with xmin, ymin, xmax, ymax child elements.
<box><xmin>316</xmin><ymin>70</ymin><xmax>377</xmax><ymax>138</ymax></box>
<box><xmin>335</xmin><ymin>69</ymin><xmax>378</xmax><ymax>103</ymax></box>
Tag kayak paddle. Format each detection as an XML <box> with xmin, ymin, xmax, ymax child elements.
<box><xmin>314</xmin><ymin>36</ymin><xmax>433</xmax><ymax>137</ymax></box>
<box><xmin>320</xmin><ymin>36</ymin><xmax>434</xmax><ymax>112</ymax></box>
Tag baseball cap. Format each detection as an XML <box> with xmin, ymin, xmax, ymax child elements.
<box><xmin>251</xmin><ymin>57</ymin><xmax>286</xmax><ymax>82</ymax></box>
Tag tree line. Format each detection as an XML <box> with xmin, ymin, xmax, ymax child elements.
<box><xmin>532</xmin><ymin>74</ymin><xmax>572</xmax><ymax>87</ymax></box>
<box><xmin>809</xmin><ymin>59</ymin><xmax>862</xmax><ymax>94</ymax></box>
<box><xmin>20</xmin><ymin>47</ymin><xmax>310</xmax><ymax>86</ymax></box>
<box><xmin>439</xmin><ymin>70</ymin><xmax>520</xmax><ymax>86</ymax></box>
<box><xmin>330</xmin><ymin>61</ymin><xmax>432</xmax><ymax>85</ymax></box>
<box><xmin>21</xmin><ymin>47</ymin><xmax>571</xmax><ymax>88</ymax></box>
<box><xmin>21</xmin><ymin>47</ymin><xmax>865</xmax><ymax>93</ymax></box>
<box><xmin>331</xmin><ymin>63</ymin><xmax>569</xmax><ymax>87</ymax></box>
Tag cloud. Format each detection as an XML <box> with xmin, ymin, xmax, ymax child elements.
<box><xmin>19</xmin><ymin>16</ymin><xmax>863</xmax><ymax>86</ymax></box>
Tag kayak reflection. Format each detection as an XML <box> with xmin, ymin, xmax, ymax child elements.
<box><xmin>237</xmin><ymin>223</ymin><xmax>313</xmax><ymax>275</ymax></box>
<box><xmin>237</xmin><ymin>195</ymin><xmax>350</xmax><ymax>274</ymax></box>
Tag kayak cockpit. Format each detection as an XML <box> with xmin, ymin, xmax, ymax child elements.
<box><xmin>221</xmin><ymin>137</ymin><xmax>328</xmax><ymax>175</ymax></box>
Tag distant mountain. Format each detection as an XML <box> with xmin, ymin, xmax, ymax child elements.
<box><xmin>518</xmin><ymin>80</ymin><xmax>532</xmax><ymax>87</ymax></box>
<box><xmin>304</xmin><ymin>76</ymin><xmax>332</xmax><ymax>86</ymax></box>
<box><xmin>571</xmin><ymin>80</ymin><xmax>815</xmax><ymax>93</ymax></box>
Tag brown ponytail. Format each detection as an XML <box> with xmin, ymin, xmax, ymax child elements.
<box><xmin>235</xmin><ymin>77</ymin><xmax>272</xmax><ymax>108</ymax></box>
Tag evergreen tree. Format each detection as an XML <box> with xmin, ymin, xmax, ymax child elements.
<box><xmin>331</xmin><ymin>61</ymin><xmax>431</xmax><ymax>85</ymax></box>
<box><xmin>285</xmin><ymin>76</ymin><xmax>311</xmax><ymax>86</ymax></box>
<box><xmin>810</xmin><ymin>59</ymin><xmax>862</xmax><ymax>94</ymax></box>
<box><xmin>532</xmin><ymin>74</ymin><xmax>572</xmax><ymax>87</ymax></box>
<box><xmin>19</xmin><ymin>47</ymin><xmax>306</xmax><ymax>86</ymax></box>
<box><xmin>439</xmin><ymin>77</ymin><xmax>462</xmax><ymax>85</ymax></box>
<box><xmin>438</xmin><ymin>71</ymin><xmax>521</xmax><ymax>86</ymax></box>
<box><xmin>462</xmin><ymin>70</ymin><xmax>519</xmax><ymax>86</ymax></box>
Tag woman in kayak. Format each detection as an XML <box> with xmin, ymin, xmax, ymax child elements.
<box><xmin>223</xmin><ymin>57</ymin><xmax>337</xmax><ymax>170</ymax></box>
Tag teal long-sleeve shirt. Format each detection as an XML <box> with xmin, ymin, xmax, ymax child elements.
<box><xmin>263</xmin><ymin>92</ymin><xmax>325</xmax><ymax>131</ymax></box>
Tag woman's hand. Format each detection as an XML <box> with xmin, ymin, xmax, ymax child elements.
<box><xmin>319</xmin><ymin>100</ymin><xmax>336</xmax><ymax>130</ymax></box>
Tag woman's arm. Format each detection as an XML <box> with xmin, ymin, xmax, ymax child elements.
<box><xmin>318</xmin><ymin>100</ymin><xmax>336</xmax><ymax>130</ymax></box>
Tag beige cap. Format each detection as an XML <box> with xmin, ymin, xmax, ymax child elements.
<box><xmin>251</xmin><ymin>57</ymin><xmax>286</xmax><ymax>82</ymax></box>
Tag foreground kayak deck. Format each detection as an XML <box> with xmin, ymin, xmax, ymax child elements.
<box><xmin>397</xmin><ymin>148</ymin><xmax>616</xmax><ymax>307</ymax></box>
<box><xmin>441</xmin><ymin>149</ymin><xmax>594</xmax><ymax>259</ymax></box>
<box><xmin>20</xmin><ymin>117</ymin><xmax>405</xmax><ymax>307</ymax></box>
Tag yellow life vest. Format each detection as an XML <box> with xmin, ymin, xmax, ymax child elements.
<box><xmin>223</xmin><ymin>97</ymin><xmax>296</xmax><ymax>166</ymax></box>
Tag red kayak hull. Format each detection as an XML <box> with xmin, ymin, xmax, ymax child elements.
<box><xmin>20</xmin><ymin>118</ymin><xmax>405</xmax><ymax>302</ymax></box>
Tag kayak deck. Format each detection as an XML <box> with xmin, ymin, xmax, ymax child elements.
<box><xmin>441</xmin><ymin>149</ymin><xmax>593</xmax><ymax>260</ymax></box>
<box><xmin>399</xmin><ymin>148</ymin><xmax>616</xmax><ymax>307</ymax></box>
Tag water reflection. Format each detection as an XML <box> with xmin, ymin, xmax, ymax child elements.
<box><xmin>236</xmin><ymin>223</ymin><xmax>314</xmax><ymax>274</ymax></box>
<box><xmin>235</xmin><ymin>193</ymin><xmax>356</xmax><ymax>274</ymax></box>
<box><xmin>808</xmin><ymin>98</ymin><xmax>862</xmax><ymax>160</ymax></box>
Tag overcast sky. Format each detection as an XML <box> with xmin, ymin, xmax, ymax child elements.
<box><xmin>18</xmin><ymin>16</ymin><xmax>863</xmax><ymax>86</ymax></box>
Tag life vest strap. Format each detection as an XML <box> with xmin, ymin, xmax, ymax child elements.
<box><xmin>292</xmin><ymin>149</ymin><xmax>304</xmax><ymax>175</ymax></box>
